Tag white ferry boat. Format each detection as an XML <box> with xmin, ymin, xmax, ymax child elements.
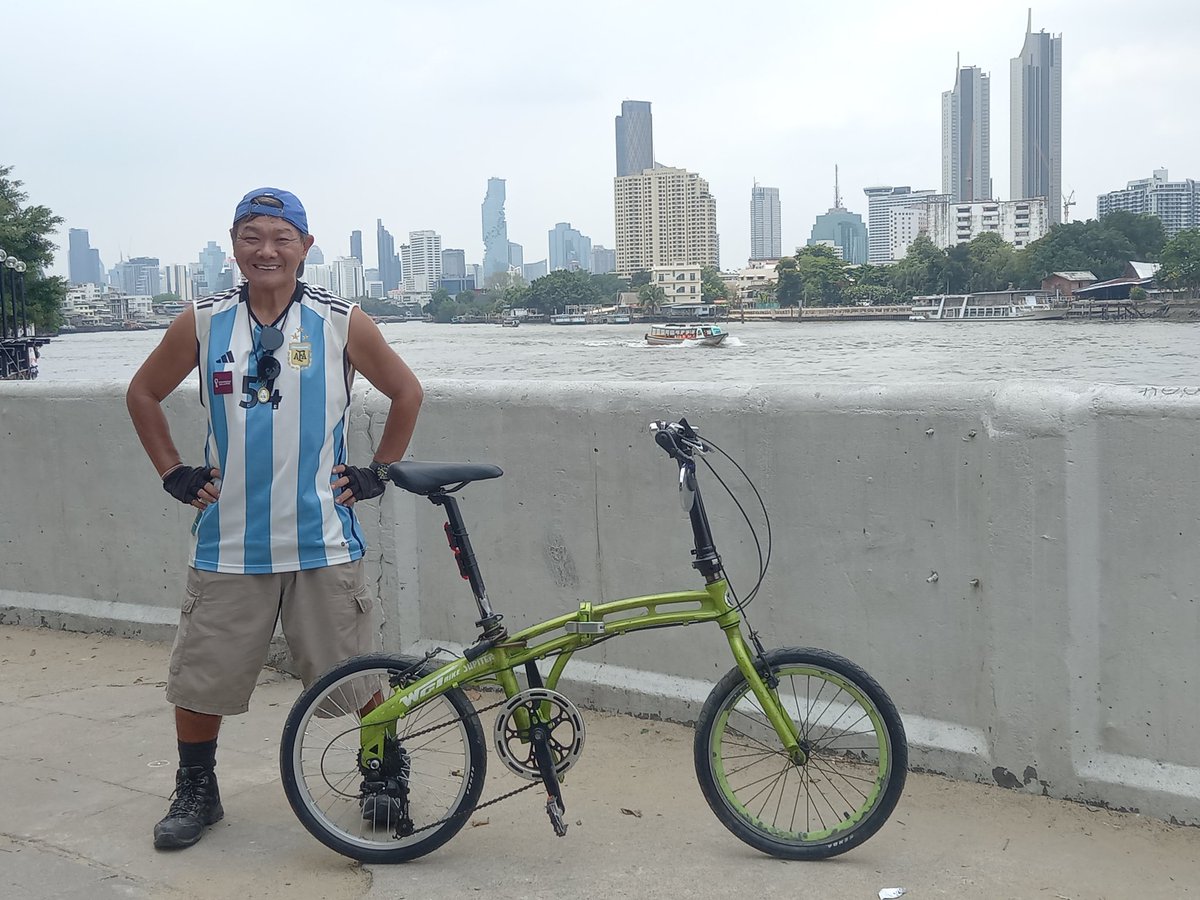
<box><xmin>644</xmin><ymin>323</ymin><xmax>729</xmax><ymax>346</ymax></box>
<box><xmin>909</xmin><ymin>292</ymin><xmax>1067</xmax><ymax>322</ymax></box>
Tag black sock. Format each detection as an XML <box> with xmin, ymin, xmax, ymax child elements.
<box><xmin>178</xmin><ymin>738</ymin><xmax>218</xmax><ymax>770</ymax></box>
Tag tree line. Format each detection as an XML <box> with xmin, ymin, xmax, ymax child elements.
<box><xmin>774</xmin><ymin>211</ymin><xmax>1200</xmax><ymax>308</ymax></box>
<box><xmin>6</xmin><ymin>160</ymin><xmax>1200</xmax><ymax>332</ymax></box>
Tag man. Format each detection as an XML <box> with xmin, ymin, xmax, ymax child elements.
<box><xmin>126</xmin><ymin>188</ymin><xmax>423</xmax><ymax>850</ymax></box>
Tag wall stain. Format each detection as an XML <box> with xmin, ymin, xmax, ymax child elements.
<box><xmin>543</xmin><ymin>533</ymin><xmax>578</xmax><ymax>588</ymax></box>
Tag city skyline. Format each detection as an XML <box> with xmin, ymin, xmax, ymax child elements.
<box><xmin>8</xmin><ymin>1</ymin><xmax>1198</xmax><ymax>280</ymax></box>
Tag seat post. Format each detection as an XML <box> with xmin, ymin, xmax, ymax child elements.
<box><xmin>430</xmin><ymin>493</ymin><xmax>502</xmax><ymax>635</ymax></box>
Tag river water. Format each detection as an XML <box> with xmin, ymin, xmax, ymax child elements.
<box><xmin>30</xmin><ymin>319</ymin><xmax>1200</xmax><ymax>386</ymax></box>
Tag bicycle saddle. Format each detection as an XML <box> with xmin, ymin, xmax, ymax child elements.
<box><xmin>387</xmin><ymin>461</ymin><xmax>503</xmax><ymax>495</ymax></box>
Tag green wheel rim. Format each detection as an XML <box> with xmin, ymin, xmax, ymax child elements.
<box><xmin>709</xmin><ymin>664</ymin><xmax>893</xmax><ymax>844</ymax></box>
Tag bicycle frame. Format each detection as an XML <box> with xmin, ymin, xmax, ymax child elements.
<box><xmin>359</xmin><ymin>429</ymin><xmax>804</xmax><ymax>767</ymax></box>
<box><xmin>360</xmin><ymin>579</ymin><xmax>801</xmax><ymax>759</ymax></box>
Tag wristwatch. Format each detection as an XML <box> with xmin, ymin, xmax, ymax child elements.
<box><xmin>369</xmin><ymin>460</ymin><xmax>392</xmax><ymax>485</ymax></box>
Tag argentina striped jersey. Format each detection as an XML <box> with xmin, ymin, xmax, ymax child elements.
<box><xmin>190</xmin><ymin>282</ymin><xmax>364</xmax><ymax>573</ymax></box>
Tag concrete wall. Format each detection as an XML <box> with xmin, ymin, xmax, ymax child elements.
<box><xmin>2</xmin><ymin>380</ymin><xmax>1197</xmax><ymax>824</ymax></box>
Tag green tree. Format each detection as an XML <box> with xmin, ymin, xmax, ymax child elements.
<box><xmin>524</xmin><ymin>269</ymin><xmax>601</xmax><ymax>314</ymax></box>
<box><xmin>890</xmin><ymin>235</ymin><xmax>949</xmax><ymax>297</ymax></box>
<box><xmin>629</xmin><ymin>269</ymin><xmax>651</xmax><ymax>288</ymax></box>
<box><xmin>1159</xmin><ymin>228</ymin><xmax>1200</xmax><ymax>293</ymax></box>
<box><xmin>589</xmin><ymin>272</ymin><xmax>628</xmax><ymax>302</ymax></box>
<box><xmin>774</xmin><ymin>256</ymin><xmax>803</xmax><ymax>307</ymax></box>
<box><xmin>1021</xmin><ymin>213</ymin><xmax>1165</xmax><ymax>284</ymax></box>
<box><xmin>0</xmin><ymin>165</ymin><xmax>67</xmax><ymax>331</ymax></box>
<box><xmin>637</xmin><ymin>283</ymin><xmax>666</xmax><ymax>313</ymax></box>
<box><xmin>701</xmin><ymin>266</ymin><xmax>729</xmax><ymax>303</ymax></box>
<box><xmin>152</xmin><ymin>292</ymin><xmax>181</xmax><ymax>304</ymax></box>
<box><xmin>792</xmin><ymin>244</ymin><xmax>850</xmax><ymax>306</ymax></box>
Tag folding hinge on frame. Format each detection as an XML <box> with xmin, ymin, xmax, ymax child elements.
<box><xmin>564</xmin><ymin>601</ymin><xmax>605</xmax><ymax>635</ymax></box>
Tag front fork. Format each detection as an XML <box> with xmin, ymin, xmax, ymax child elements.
<box><xmin>720</xmin><ymin>620</ymin><xmax>807</xmax><ymax>765</ymax></box>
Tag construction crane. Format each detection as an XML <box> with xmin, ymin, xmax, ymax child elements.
<box><xmin>1063</xmin><ymin>190</ymin><xmax>1076</xmax><ymax>222</ymax></box>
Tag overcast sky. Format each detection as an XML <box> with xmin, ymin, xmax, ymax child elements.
<box><xmin>6</xmin><ymin>0</ymin><xmax>1198</xmax><ymax>279</ymax></box>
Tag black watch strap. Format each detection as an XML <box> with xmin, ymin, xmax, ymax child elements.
<box><xmin>370</xmin><ymin>460</ymin><xmax>391</xmax><ymax>484</ymax></box>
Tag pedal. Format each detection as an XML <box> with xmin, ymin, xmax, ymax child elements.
<box><xmin>546</xmin><ymin>796</ymin><xmax>568</xmax><ymax>837</ymax></box>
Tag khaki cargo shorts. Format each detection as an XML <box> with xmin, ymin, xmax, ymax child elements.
<box><xmin>166</xmin><ymin>559</ymin><xmax>381</xmax><ymax>716</ymax></box>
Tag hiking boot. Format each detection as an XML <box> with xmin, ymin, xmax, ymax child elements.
<box><xmin>153</xmin><ymin>766</ymin><xmax>224</xmax><ymax>849</ymax></box>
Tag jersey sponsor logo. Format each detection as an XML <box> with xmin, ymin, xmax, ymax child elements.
<box><xmin>213</xmin><ymin>370</ymin><xmax>233</xmax><ymax>394</ymax></box>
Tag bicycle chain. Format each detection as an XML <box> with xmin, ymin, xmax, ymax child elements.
<box><xmin>378</xmin><ymin>692</ymin><xmax>545</xmax><ymax>836</ymax></box>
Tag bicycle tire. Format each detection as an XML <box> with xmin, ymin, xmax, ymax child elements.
<box><xmin>694</xmin><ymin>646</ymin><xmax>907</xmax><ymax>859</ymax></box>
<box><xmin>280</xmin><ymin>653</ymin><xmax>487</xmax><ymax>863</ymax></box>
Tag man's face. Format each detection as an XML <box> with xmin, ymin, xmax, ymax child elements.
<box><xmin>231</xmin><ymin>216</ymin><xmax>314</xmax><ymax>291</ymax></box>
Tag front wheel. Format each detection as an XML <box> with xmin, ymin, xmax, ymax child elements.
<box><xmin>280</xmin><ymin>654</ymin><xmax>487</xmax><ymax>863</ymax></box>
<box><xmin>694</xmin><ymin>647</ymin><xmax>907</xmax><ymax>859</ymax></box>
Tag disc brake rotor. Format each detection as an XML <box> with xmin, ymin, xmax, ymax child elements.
<box><xmin>493</xmin><ymin>688</ymin><xmax>586</xmax><ymax>781</ymax></box>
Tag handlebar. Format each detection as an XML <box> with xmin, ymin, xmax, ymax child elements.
<box><xmin>649</xmin><ymin>418</ymin><xmax>708</xmax><ymax>461</ymax></box>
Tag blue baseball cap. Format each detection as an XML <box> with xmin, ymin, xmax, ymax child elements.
<box><xmin>233</xmin><ymin>187</ymin><xmax>308</xmax><ymax>235</ymax></box>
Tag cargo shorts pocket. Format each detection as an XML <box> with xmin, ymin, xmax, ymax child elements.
<box><xmin>170</xmin><ymin>573</ymin><xmax>204</xmax><ymax>678</ymax></box>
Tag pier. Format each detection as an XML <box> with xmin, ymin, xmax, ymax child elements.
<box><xmin>1</xmin><ymin>268</ymin><xmax>49</xmax><ymax>379</ymax></box>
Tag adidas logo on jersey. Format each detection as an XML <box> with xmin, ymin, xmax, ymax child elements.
<box><xmin>216</xmin><ymin>350</ymin><xmax>235</xmax><ymax>366</ymax></box>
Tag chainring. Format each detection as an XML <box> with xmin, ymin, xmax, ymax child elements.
<box><xmin>493</xmin><ymin>687</ymin><xmax>586</xmax><ymax>781</ymax></box>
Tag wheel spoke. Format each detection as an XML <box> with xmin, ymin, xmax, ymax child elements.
<box><xmin>281</xmin><ymin>657</ymin><xmax>486</xmax><ymax>862</ymax></box>
<box><xmin>698</xmin><ymin>652</ymin><xmax>906</xmax><ymax>859</ymax></box>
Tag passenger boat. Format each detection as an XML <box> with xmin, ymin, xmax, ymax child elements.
<box><xmin>498</xmin><ymin>318</ymin><xmax>520</xmax><ymax>327</ymax></box>
<box><xmin>909</xmin><ymin>293</ymin><xmax>1067</xmax><ymax>322</ymax></box>
<box><xmin>644</xmin><ymin>323</ymin><xmax>729</xmax><ymax>346</ymax></box>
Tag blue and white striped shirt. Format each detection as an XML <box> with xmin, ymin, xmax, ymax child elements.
<box><xmin>190</xmin><ymin>282</ymin><xmax>364</xmax><ymax>573</ymax></box>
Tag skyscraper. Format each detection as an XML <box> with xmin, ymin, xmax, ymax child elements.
<box><xmin>614</xmin><ymin>166</ymin><xmax>719</xmax><ymax>277</ymax></box>
<box><xmin>863</xmin><ymin>186</ymin><xmax>947</xmax><ymax>265</ymax></box>
<box><xmin>942</xmin><ymin>61</ymin><xmax>991</xmax><ymax>202</ymax></box>
<box><xmin>376</xmin><ymin>219</ymin><xmax>401</xmax><ymax>292</ymax></box>
<box><xmin>615</xmin><ymin>100</ymin><xmax>654</xmax><ymax>177</ymax></box>
<box><xmin>350</xmin><ymin>230</ymin><xmax>363</xmax><ymax>263</ymax></box>
<box><xmin>110</xmin><ymin>257</ymin><xmax>162</xmax><ymax>296</ymax></box>
<box><xmin>1011</xmin><ymin>12</ymin><xmax>1062</xmax><ymax>224</ymax></box>
<box><xmin>481</xmin><ymin>178</ymin><xmax>509</xmax><ymax>280</ymax></box>
<box><xmin>591</xmin><ymin>246</ymin><xmax>616</xmax><ymax>274</ymax></box>
<box><xmin>441</xmin><ymin>248</ymin><xmax>467</xmax><ymax>279</ymax></box>
<box><xmin>402</xmin><ymin>230</ymin><xmax>442</xmax><ymax>292</ymax></box>
<box><xmin>548</xmin><ymin>222</ymin><xmax>593</xmax><ymax>272</ymax></box>
<box><xmin>68</xmin><ymin>228</ymin><xmax>103</xmax><ymax>286</ymax></box>
<box><xmin>809</xmin><ymin>171</ymin><xmax>868</xmax><ymax>265</ymax></box>
<box><xmin>750</xmin><ymin>183</ymin><xmax>782</xmax><ymax>260</ymax></box>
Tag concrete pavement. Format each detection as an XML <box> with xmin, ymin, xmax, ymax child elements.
<box><xmin>1</xmin><ymin>624</ymin><xmax>1197</xmax><ymax>900</ymax></box>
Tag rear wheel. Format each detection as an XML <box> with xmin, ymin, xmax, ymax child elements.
<box><xmin>280</xmin><ymin>654</ymin><xmax>487</xmax><ymax>863</ymax></box>
<box><xmin>694</xmin><ymin>647</ymin><xmax>906</xmax><ymax>859</ymax></box>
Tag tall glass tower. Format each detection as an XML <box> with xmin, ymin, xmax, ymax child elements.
<box><xmin>942</xmin><ymin>61</ymin><xmax>991</xmax><ymax>202</ymax></box>
<box><xmin>1010</xmin><ymin>12</ymin><xmax>1062</xmax><ymax>223</ymax></box>
<box><xmin>481</xmin><ymin>178</ymin><xmax>509</xmax><ymax>279</ymax></box>
<box><xmin>750</xmin><ymin>183</ymin><xmax>782</xmax><ymax>260</ymax></box>
<box><xmin>68</xmin><ymin>228</ymin><xmax>103</xmax><ymax>286</ymax></box>
<box><xmin>615</xmin><ymin>100</ymin><xmax>654</xmax><ymax>177</ymax></box>
<box><xmin>376</xmin><ymin>220</ymin><xmax>401</xmax><ymax>292</ymax></box>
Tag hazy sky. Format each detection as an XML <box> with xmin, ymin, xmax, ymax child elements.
<box><xmin>7</xmin><ymin>0</ymin><xmax>1198</xmax><ymax>279</ymax></box>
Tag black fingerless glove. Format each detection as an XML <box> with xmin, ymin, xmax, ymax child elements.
<box><xmin>342</xmin><ymin>464</ymin><xmax>387</xmax><ymax>501</ymax></box>
<box><xmin>163</xmin><ymin>466</ymin><xmax>215</xmax><ymax>504</ymax></box>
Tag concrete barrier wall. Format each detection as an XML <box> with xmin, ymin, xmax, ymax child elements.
<box><xmin>1</xmin><ymin>380</ymin><xmax>1197</xmax><ymax>824</ymax></box>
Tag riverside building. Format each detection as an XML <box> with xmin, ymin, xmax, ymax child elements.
<box><xmin>614</xmin><ymin>166</ymin><xmax>719</xmax><ymax>277</ymax></box>
<box><xmin>1097</xmin><ymin>170</ymin><xmax>1200</xmax><ymax>238</ymax></box>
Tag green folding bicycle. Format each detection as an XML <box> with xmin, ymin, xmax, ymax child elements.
<box><xmin>280</xmin><ymin>418</ymin><xmax>908</xmax><ymax>862</ymax></box>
